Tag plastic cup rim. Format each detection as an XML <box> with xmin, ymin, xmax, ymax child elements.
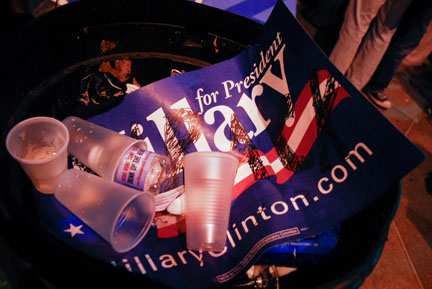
<box><xmin>6</xmin><ymin>116</ymin><xmax>70</xmax><ymax>165</ymax></box>
<box><xmin>183</xmin><ymin>151</ymin><xmax>238</xmax><ymax>163</ymax></box>
<box><xmin>110</xmin><ymin>190</ymin><xmax>156</xmax><ymax>253</ymax></box>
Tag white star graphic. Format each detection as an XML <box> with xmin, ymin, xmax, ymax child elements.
<box><xmin>64</xmin><ymin>223</ymin><xmax>85</xmax><ymax>237</ymax></box>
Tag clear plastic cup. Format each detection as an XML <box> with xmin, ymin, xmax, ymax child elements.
<box><xmin>183</xmin><ymin>152</ymin><xmax>239</xmax><ymax>251</ymax></box>
<box><xmin>6</xmin><ymin>116</ymin><xmax>69</xmax><ymax>194</ymax></box>
<box><xmin>54</xmin><ymin>169</ymin><xmax>156</xmax><ymax>253</ymax></box>
<box><xmin>62</xmin><ymin>116</ymin><xmax>169</xmax><ymax>194</ymax></box>
<box><xmin>62</xmin><ymin>116</ymin><xmax>147</xmax><ymax>181</ymax></box>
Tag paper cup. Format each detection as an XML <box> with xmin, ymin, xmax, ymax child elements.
<box><xmin>6</xmin><ymin>116</ymin><xmax>69</xmax><ymax>194</ymax></box>
<box><xmin>183</xmin><ymin>152</ymin><xmax>239</xmax><ymax>251</ymax></box>
<box><xmin>54</xmin><ymin>169</ymin><xmax>156</xmax><ymax>253</ymax></box>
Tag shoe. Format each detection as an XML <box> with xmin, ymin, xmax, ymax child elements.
<box><xmin>426</xmin><ymin>106</ymin><xmax>432</xmax><ymax>125</ymax></box>
<box><xmin>363</xmin><ymin>90</ymin><xmax>392</xmax><ymax>110</ymax></box>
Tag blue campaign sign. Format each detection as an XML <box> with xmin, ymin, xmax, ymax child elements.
<box><xmin>34</xmin><ymin>1</ymin><xmax>424</xmax><ymax>288</ymax></box>
<box><xmin>194</xmin><ymin>0</ymin><xmax>297</xmax><ymax>24</ymax></box>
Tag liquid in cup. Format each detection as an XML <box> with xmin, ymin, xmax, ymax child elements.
<box><xmin>6</xmin><ymin>116</ymin><xmax>69</xmax><ymax>194</ymax></box>
<box><xmin>183</xmin><ymin>152</ymin><xmax>239</xmax><ymax>251</ymax></box>
<box><xmin>63</xmin><ymin>116</ymin><xmax>170</xmax><ymax>195</ymax></box>
<box><xmin>54</xmin><ymin>169</ymin><xmax>156</xmax><ymax>253</ymax></box>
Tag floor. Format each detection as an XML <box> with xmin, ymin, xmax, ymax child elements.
<box><xmin>1</xmin><ymin>1</ymin><xmax>431</xmax><ymax>289</ymax></box>
<box><xmin>296</xmin><ymin>4</ymin><xmax>432</xmax><ymax>289</ymax></box>
<box><xmin>359</xmin><ymin>62</ymin><xmax>432</xmax><ymax>289</ymax></box>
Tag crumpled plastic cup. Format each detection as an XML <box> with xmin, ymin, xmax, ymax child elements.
<box><xmin>54</xmin><ymin>169</ymin><xmax>156</xmax><ymax>253</ymax></box>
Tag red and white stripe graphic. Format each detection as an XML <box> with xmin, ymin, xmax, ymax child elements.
<box><xmin>232</xmin><ymin>70</ymin><xmax>350</xmax><ymax>199</ymax></box>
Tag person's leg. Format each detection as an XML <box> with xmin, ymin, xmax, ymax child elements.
<box><xmin>363</xmin><ymin>1</ymin><xmax>432</xmax><ymax>109</ymax></box>
<box><xmin>346</xmin><ymin>0</ymin><xmax>412</xmax><ymax>90</ymax></box>
<box><xmin>313</xmin><ymin>0</ymin><xmax>350</xmax><ymax>55</ymax></box>
<box><xmin>403</xmin><ymin>21</ymin><xmax>432</xmax><ymax>66</ymax></box>
<box><xmin>329</xmin><ymin>0</ymin><xmax>385</xmax><ymax>74</ymax></box>
<box><xmin>366</xmin><ymin>1</ymin><xmax>432</xmax><ymax>92</ymax></box>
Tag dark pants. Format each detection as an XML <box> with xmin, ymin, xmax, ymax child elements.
<box><xmin>364</xmin><ymin>0</ymin><xmax>432</xmax><ymax>93</ymax></box>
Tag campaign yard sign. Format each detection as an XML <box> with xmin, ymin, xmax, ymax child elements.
<box><xmin>35</xmin><ymin>1</ymin><xmax>424</xmax><ymax>288</ymax></box>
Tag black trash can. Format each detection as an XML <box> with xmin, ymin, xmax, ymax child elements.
<box><xmin>0</xmin><ymin>1</ymin><xmax>400</xmax><ymax>288</ymax></box>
